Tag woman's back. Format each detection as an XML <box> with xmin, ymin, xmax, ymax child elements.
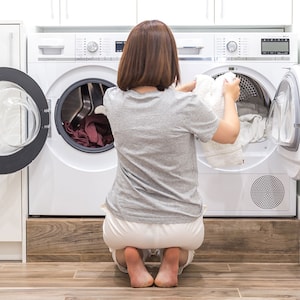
<box><xmin>104</xmin><ymin>86</ymin><xmax>218</xmax><ymax>223</ymax></box>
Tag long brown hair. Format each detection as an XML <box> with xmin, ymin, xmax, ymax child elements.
<box><xmin>117</xmin><ymin>20</ymin><xmax>180</xmax><ymax>91</ymax></box>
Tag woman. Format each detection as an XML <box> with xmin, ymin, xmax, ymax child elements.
<box><xmin>102</xmin><ymin>20</ymin><xmax>240</xmax><ymax>288</ymax></box>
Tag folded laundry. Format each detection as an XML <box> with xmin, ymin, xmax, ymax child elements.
<box><xmin>64</xmin><ymin>113</ymin><xmax>113</xmax><ymax>148</ymax></box>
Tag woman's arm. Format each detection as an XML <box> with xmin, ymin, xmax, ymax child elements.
<box><xmin>212</xmin><ymin>78</ymin><xmax>241</xmax><ymax>144</ymax></box>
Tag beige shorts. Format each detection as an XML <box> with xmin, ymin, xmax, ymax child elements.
<box><xmin>102</xmin><ymin>207</ymin><xmax>205</xmax><ymax>274</ymax></box>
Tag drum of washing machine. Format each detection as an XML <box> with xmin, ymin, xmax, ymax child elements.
<box><xmin>56</xmin><ymin>81</ymin><xmax>114</xmax><ymax>153</ymax></box>
<box><xmin>213</xmin><ymin>73</ymin><xmax>269</xmax><ymax>118</ymax></box>
<box><xmin>196</xmin><ymin>72</ymin><xmax>274</xmax><ymax>171</ymax></box>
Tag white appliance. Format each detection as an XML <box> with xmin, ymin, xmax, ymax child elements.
<box><xmin>0</xmin><ymin>32</ymin><xmax>129</xmax><ymax>216</ymax></box>
<box><xmin>0</xmin><ymin>22</ymin><xmax>26</xmax><ymax>261</ymax></box>
<box><xmin>176</xmin><ymin>32</ymin><xmax>298</xmax><ymax>217</ymax></box>
<box><xmin>0</xmin><ymin>31</ymin><xmax>299</xmax><ymax>218</ymax></box>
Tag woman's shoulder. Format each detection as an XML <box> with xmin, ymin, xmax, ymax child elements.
<box><xmin>171</xmin><ymin>87</ymin><xmax>199</xmax><ymax>103</ymax></box>
<box><xmin>105</xmin><ymin>86</ymin><xmax>120</xmax><ymax>96</ymax></box>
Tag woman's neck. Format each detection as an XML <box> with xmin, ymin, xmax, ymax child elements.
<box><xmin>132</xmin><ymin>86</ymin><xmax>158</xmax><ymax>93</ymax></box>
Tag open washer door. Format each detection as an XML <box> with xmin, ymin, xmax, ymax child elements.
<box><xmin>268</xmin><ymin>65</ymin><xmax>300</xmax><ymax>179</ymax></box>
<box><xmin>0</xmin><ymin>67</ymin><xmax>49</xmax><ymax>174</ymax></box>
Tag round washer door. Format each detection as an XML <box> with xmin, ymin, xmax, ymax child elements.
<box><xmin>0</xmin><ymin>67</ymin><xmax>49</xmax><ymax>174</ymax></box>
<box><xmin>268</xmin><ymin>67</ymin><xmax>300</xmax><ymax>151</ymax></box>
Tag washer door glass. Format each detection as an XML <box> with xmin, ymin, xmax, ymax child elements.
<box><xmin>0</xmin><ymin>67</ymin><xmax>49</xmax><ymax>174</ymax></box>
<box><xmin>267</xmin><ymin>71</ymin><xmax>300</xmax><ymax>151</ymax></box>
<box><xmin>0</xmin><ymin>82</ymin><xmax>40</xmax><ymax>155</ymax></box>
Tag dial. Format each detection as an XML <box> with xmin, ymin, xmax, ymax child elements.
<box><xmin>226</xmin><ymin>41</ymin><xmax>238</xmax><ymax>53</ymax></box>
<box><xmin>87</xmin><ymin>41</ymin><xmax>99</xmax><ymax>53</ymax></box>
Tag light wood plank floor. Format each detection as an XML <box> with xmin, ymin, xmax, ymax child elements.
<box><xmin>0</xmin><ymin>261</ymin><xmax>300</xmax><ymax>299</ymax></box>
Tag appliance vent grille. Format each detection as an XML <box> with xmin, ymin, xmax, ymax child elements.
<box><xmin>250</xmin><ymin>175</ymin><xmax>285</xmax><ymax>209</ymax></box>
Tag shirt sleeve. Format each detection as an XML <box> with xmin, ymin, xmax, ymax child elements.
<box><xmin>182</xmin><ymin>92</ymin><xmax>219</xmax><ymax>142</ymax></box>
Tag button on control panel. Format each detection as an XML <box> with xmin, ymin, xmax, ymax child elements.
<box><xmin>226</xmin><ymin>41</ymin><xmax>238</xmax><ymax>53</ymax></box>
<box><xmin>86</xmin><ymin>41</ymin><xmax>99</xmax><ymax>53</ymax></box>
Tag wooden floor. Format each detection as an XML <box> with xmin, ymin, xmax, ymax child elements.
<box><xmin>21</xmin><ymin>217</ymin><xmax>300</xmax><ymax>298</ymax></box>
<box><xmin>0</xmin><ymin>261</ymin><xmax>300</xmax><ymax>299</ymax></box>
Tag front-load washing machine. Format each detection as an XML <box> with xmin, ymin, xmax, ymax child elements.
<box><xmin>0</xmin><ymin>32</ymin><xmax>129</xmax><ymax>216</ymax></box>
<box><xmin>1</xmin><ymin>31</ymin><xmax>299</xmax><ymax>218</ymax></box>
<box><xmin>175</xmin><ymin>32</ymin><xmax>299</xmax><ymax>217</ymax></box>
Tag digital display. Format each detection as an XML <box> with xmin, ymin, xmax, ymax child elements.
<box><xmin>115</xmin><ymin>41</ymin><xmax>126</xmax><ymax>52</ymax></box>
<box><xmin>261</xmin><ymin>38</ymin><xmax>289</xmax><ymax>55</ymax></box>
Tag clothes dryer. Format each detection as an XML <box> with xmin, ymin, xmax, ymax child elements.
<box><xmin>175</xmin><ymin>32</ymin><xmax>299</xmax><ymax>217</ymax></box>
<box><xmin>0</xmin><ymin>32</ymin><xmax>129</xmax><ymax>216</ymax></box>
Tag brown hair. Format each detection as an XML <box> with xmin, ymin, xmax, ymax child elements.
<box><xmin>117</xmin><ymin>20</ymin><xmax>180</xmax><ymax>91</ymax></box>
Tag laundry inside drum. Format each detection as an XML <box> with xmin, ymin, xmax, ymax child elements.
<box><xmin>197</xmin><ymin>73</ymin><xmax>276</xmax><ymax>171</ymax></box>
<box><xmin>59</xmin><ymin>82</ymin><xmax>113</xmax><ymax>152</ymax></box>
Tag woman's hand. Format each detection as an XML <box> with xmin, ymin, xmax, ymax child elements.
<box><xmin>176</xmin><ymin>80</ymin><xmax>196</xmax><ymax>92</ymax></box>
<box><xmin>223</xmin><ymin>78</ymin><xmax>240</xmax><ymax>102</ymax></box>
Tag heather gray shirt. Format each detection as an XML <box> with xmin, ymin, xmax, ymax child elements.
<box><xmin>104</xmin><ymin>86</ymin><xmax>219</xmax><ymax>224</ymax></box>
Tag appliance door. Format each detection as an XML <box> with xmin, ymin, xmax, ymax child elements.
<box><xmin>0</xmin><ymin>67</ymin><xmax>49</xmax><ymax>174</ymax></box>
<box><xmin>267</xmin><ymin>65</ymin><xmax>300</xmax><ymax>179</ymax></box>
<box><xmin>268</xmin><ymin>68</ymin><xmax>300</xmax><ymax>151</ymax></box>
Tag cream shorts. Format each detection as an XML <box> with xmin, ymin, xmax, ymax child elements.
<box><xmin>102</xmin><ymin>207</ymin><xmax>205</xmax><ymax>274</ymax></box>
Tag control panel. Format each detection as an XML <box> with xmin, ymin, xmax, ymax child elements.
<box><xmin>28</xmin><ymin>32</ymin><xmax>129</xmax><ymax>62</ymax></box>
<box><xmin>75</xmin><ymin>33</ymin><xmax>128</xmax><ymax>60</ymax></box>
<box><xmin>29</xmin><ymin>32</ymin><xmax>297</xmax><ymax>64</ymax></box>
<box><xmin>214</xmin><ymin>32</ymin><xmax>296</xmax><ymax>60</ymax></box>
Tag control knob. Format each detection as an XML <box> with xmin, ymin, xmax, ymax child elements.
<box><xmin>87</xmin><ymin>41</ymin><xmax>98</xmax><ymax>53</ymax></box>
<box><xmin>226</xmin><ymin>40</ymin><xmax>238</xmax><ymax>53</ymax></box>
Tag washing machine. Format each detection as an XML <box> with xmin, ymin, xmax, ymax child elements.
<box><xmin>175</xmin><ymin>31</ymin><xmax>299</xmax><ymax>217</ymax></box>
<box><xmin>0</xmin><ymin>32</ymin><xmax>129</xmax><ymax>216</ymax></box>
<box><xmin>1</xmin><ymin>31</ymin><xmax>299</xmax><ymax>218</ymax></box>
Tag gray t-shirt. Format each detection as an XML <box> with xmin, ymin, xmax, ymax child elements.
<box><xmin>104</xmin><ymin>86</ymin><xmax>219</xmax><ymax>224</ymax></box>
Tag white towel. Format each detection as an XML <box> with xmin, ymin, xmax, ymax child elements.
<box><xmin>237</xmin><ymin>114</ymin><xmax>267</xmax><ymax>146</ymax></box>
<box><xmin>194</xmin><ymin>72</ymin><xmax>244</xmax><ymax>168</ymax></box>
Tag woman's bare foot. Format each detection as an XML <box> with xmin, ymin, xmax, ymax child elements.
<box><xmin>154</xmin><ymin>247</ymin><xmax>180</xmax><ymax>288</ymax></box>
<box><xmin>124</xmin><ymin>247</ymin><xmax>154</xmax><ymax>288</ymax></box>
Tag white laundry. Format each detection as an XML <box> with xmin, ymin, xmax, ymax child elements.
<box><xmin>237</xmin><ymin>114</ymin><xmax>267</xmax><ymax>146</ymax></box>
<box><xmin>194</xmin><ymin>72</ymin><xmax>244</xmax><ymax>168</ymax></box>
<box><xmin>236</xmin><ymin>101</ymin><xmax>268</xmax><ymax>118</ymax></box>
<box><xmin>194</xmin><ymin>73</ymin><xmax>268</xmax><ymax>168</ymax></box>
